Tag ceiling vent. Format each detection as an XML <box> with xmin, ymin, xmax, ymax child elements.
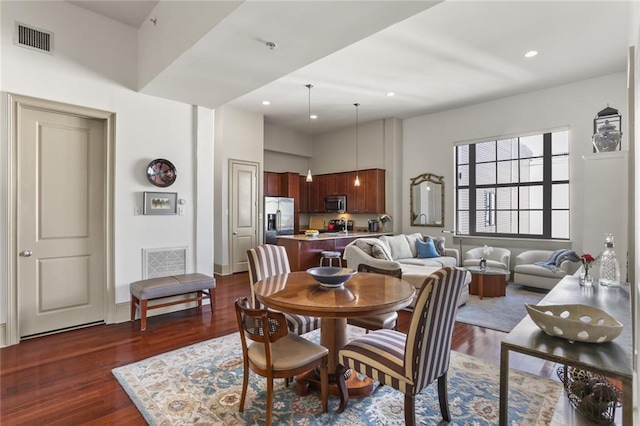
<box><xmin>15</xmin><ymin>23</ymin><xmax>53</xmax><ymax>54</ymax></box>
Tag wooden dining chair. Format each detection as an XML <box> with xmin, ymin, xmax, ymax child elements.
<box><xmin>246</xmin><ymin>245</ymin><xmax>320</xmax><ymax>335</ymax></box>
<box><xmin>346</xmin><ymin>264</ymin><xmax>403</xmax><ymax>332</ymax></box>
<box><xmin>336</xmin><ymin>267</ymin><xmax>467</xmax><ymax>425</ymax></box>
<box><xmin>234</xmin><ymin>297</ymin><xmax>328</xmax><ymax>425</ymax></box>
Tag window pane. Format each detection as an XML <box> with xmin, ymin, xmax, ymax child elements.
<box><xmin>497</xmin><ymin>138</ymin><xmax>518</xmax><ymax>160</ymax></box>
<box><xmin>458</xmin><ymin>211</ymin><xmax>469</xmax><ymax>234</ymax></box>
<box><xmin>519</xmin><ymin>210</ymin><xmax>543</xmax><ymax>234</ymax></box>
<box><xmin>457</xmin><ymin>165</ymin><xmax>469</xmax><ymax>186</ymax></box>
<box><xmin>552</xmin><ymin>210</ymin><xmax>570</xmax><ymax>239</ymax></box>
<box><xmin>475</xmin><ymin>210</ymin><xmax>495</xmax><ymax>233</ymax></box>
<box><xmin>496</xmin><ymin>211</ymin><xmax>517</xmax><ymax>233</ymax></box>
<box><xmin>552</xmin><ymin>183</ymin><xmax>569</xmax><ymax>209</ymax></box>
<box><xmin>520</xmin><ymin>157</ymin><xmax>543</xmax><ymax>182</ymax></box>
<box><xmin>476</xmin><ymin>141</ymin><xmax>496</xmax><ymax>162</ymax></box>
<box><xmin>552</xmin><ymin>155</ymin><xmax>569</xmax><ymax>181</ymax></box>
<box><xmin>519</xmin><ymin>185</ymin><xmax>543</xmax><ymax>209</ymax></box>
<box><xmin>496</xmin><ymin>187</ymin><xmax>517</xmax><ymax>209</ymax></box>
<box><xmin>458</xmin><ymin>189</ymin><xmax>469</xmax><ymax>210</ymax></box>
<box><xmin>552</xmin><ymin>130</ymin><xmax>569</xmax><ymax>155</ymax></box>
<box><xmin>497</xmin><ymin>160</ymin><xmax>518</xmax><ymax>184</ymax></box>
<box><xmin>457</xmin><ymin>145</ymin><xmax>469</xmax><ymax>164</ymax></box>
<box><xmin>520</xmin><ymin>134</ymin><xmax>543</xmax><ymax>157</ymax></box>
<box><xmin>476</xmin><ymin>163</ymin><xmax>496</xmax><ymax>185</ymax></box>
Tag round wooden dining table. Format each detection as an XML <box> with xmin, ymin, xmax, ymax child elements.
<box><xmin>254</xmin><ymin>270</ymin><xmax>415</xmax><ymax>397</ymax></box>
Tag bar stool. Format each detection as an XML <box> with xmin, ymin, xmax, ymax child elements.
<box><xmin>320</xmin><ymin>251</ymin><xmax>342</xmax><ymax>267</ymax></box>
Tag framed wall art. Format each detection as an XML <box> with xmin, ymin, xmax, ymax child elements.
<box><xmin>143</xmin><ymin>192</ymin><xmax>177</xmax><ymax>215</ymax></box>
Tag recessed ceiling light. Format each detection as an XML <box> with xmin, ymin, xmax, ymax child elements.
<box><xmin>386</xmin><ymin>92</ymin><xmax>396</xmax><ymax>97</ymax></box>
<box><xmin>524</xmin><ymin>50</ymin><xmax>538</xmax><ymax>58</ymax></box>
<box><xmin>262</xmin><ymin>101</ymin><xmax>270</xmax><ymax>105</ymax></box>
<box><xmin>310</xmin><ymin>115</ymin><xmax>318</xmax><ymax>120</ymax></box>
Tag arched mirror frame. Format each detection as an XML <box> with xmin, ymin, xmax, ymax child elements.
<box><xmin>410</xmin><ymin>173</ymin><xmax>444</xmax><ymax>227</ymax></box>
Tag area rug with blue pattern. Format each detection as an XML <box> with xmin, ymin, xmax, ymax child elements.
<box><xmin>112</xmin><ymin>327</ymin><xmax>561</xmax><ymax>425</ymax></box>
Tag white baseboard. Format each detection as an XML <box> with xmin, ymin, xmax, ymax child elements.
<box><xmin>0</xmin><ymin>323</ymin><xmax>6</xmax><ymax>348</ymax></box>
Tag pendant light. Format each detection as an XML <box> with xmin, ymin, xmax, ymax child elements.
<box><xmin>354</xmin><ymin>103</ymin><xmax>361</xmax><ymax>187</ymax></box>
<box><xmin>305</xmin><ymin>84</ymin><xmax>313</xmax><ymax>183</ymax></box>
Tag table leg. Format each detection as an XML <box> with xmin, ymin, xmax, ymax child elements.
<box><xmin>622</xmin><ymin>377</ymin><xmax>632</xmax><ymax>426</ymax></box>
<box><xmin>499</xmin><ymin>344</ymin><xmax>509</xmax><ymax>425</ymax></box>
<box><xmin>320</xmin><ymin>317</ymin><xmax>347</xmax><ymax>372</ymax></box>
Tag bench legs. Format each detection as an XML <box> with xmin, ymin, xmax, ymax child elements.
<box><xmin>131</xmin><ymin>290</ymin><xmax>214</xmax><ymax>331</ymax></box>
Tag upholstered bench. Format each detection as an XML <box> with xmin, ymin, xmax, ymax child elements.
<box><xmin>130</xmin><ymin>273</ymin><xmax>216</xmax><ymax>331</ymax></box>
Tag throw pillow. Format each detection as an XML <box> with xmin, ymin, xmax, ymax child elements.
<box><xmin>404</xmin><ymin>233</ymin><xmax>424</xmax><ymax>258</ymax></box>
<box><xmin>379</xmin><ymin>235</ymin><xmax>413</xmax><ymax>260</ymax></box>
<box><xmin>354</xmin><ymin>239</ymin><xmax>373</xmax><ymax>256</ymax></box>
<box><xmin>416</xmin><ymin>238</ymin><xmax>440</xmax><ymax>258</ymax></box>
<box><xmin>371</xmin><ymin>244</ymin><xmax>390</xmax><ymax>260</ymax></box>
<box><xmin>425</xmin><ymin>236</ymin><xmax>446</xmax><ymax>256</ymax></box>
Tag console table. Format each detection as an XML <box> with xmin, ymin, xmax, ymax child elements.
<box><xmin>499</xmin><ymin>276</ymin><xmax>632</xmax><ymax>425</ymax></box>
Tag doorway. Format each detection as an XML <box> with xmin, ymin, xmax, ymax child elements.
<box><xmin>6</xmin><ymin>94</ymin><xmax>115</xmax><ymax>344</ymax></box>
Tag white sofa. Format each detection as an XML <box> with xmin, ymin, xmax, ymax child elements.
<box><xmin>343</xmin><ymin>233</ymin><xmax>470</xmax><ymax>308</ymax></box>
<box><xmin>513</xmin><ymin>250</ymin><xmax>581</xmax><ymax>290</ymax></box>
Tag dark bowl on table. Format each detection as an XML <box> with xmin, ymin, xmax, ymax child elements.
<box><xmin>306</xmin><ymin>267</ymin><xmax>355</xmax><ymax>287</ymax></box>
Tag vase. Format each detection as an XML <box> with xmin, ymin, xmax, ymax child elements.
<box><xmin>579</xmin><ymin>270</ymin><xmax>593</xmax><ymax>287</ymax></box>
<box><xmin>479</xmin><ymin>258</ymin><xmax>487</xmax><ymax>272</ymax></box>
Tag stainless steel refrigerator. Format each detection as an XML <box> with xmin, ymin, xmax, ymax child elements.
<box><xmin>264</xmin><ymin>196</ymin><xmax>294</xmax><ymax>245</ymax></box>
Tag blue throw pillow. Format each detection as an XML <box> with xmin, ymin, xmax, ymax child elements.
<box><xmin>416</xmin><ymin>238</ymin><xmax>440</xmax><ymax>258</ymax></box>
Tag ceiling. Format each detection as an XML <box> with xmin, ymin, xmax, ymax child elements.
<box><xmin>69</xmin><ymin>1</ymin><xmax>631</xmax><ymax>135</ymax></box>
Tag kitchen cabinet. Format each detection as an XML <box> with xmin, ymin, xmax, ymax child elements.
<box><xmin>308</xmin><ymin>175</ymin><xmax>325</xmax><ymax>213</ymax></box>
<box><xmin>264</xmin><ymin>172</ymin><xmax>281</xmax><ymax>196</ymax></box>
<box><xmin>363</xmin><ymin>169</ymin><xmax>385</xmax><ymax>214</ymax></box>
<box><xmin>346</xmin><ymin>169</ymin><xmax>385</xmax><ymax>214</ymax></box>
<box><xmin>298</xmin><ymin>175</ymin><xmax>309</xmax><ymax>213</ymax></box>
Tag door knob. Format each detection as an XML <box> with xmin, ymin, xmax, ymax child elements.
<box><xmin>233</xmin><ymin>231</ymin><xmax>238</xmax><ymax>235</ymax></box>
<box><xmin>20</xmin><ymin>250</ymin><xmax>33</xmax><ymax>257</ymax></box>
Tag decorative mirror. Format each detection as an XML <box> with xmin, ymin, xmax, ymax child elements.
<box><xmin>410</xmin><ymin>173</ymin><xmax>444</xmax><ymax>227</ymax></box>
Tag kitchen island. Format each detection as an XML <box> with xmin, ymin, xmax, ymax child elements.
<box><xmin>277</xmin><ymin>231</ymin><xmax>391</xmax><ymax>271</ymax></box>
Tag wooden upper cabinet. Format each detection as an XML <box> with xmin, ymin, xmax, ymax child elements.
<box><xmin>298</xmin><ymin>175</ymin><xmax>308</xmax><ymax>213</ymax></box>
<box><xmin>264</xmin><ymin>172</ymin><xmax>281</xmax><ymax>196</ymax></box>
<box><xmin>308</xmin><ymin>174</ymin><xmax>325</xmax><ymax>213</ymax></box>
<box><xmin>345</xmin><ymin>169</ymin><xmax>385</xmax><ymax>213</ymax></box>
<box><xmin>345</xmin><ymin>171</ymin><xmax>359</xmax><ymax>213</ymax></box>
<box><xmin>363</xmin><ymin>169</ymin><xmax>385</xmax><ymax>214</ymax></box>
<box><xmin>325</xmin><ymin>174</ymin><xmax>337</xmax><ymax>196</ymax></box>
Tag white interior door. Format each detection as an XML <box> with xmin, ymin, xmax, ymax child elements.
<box><xmin>230</xmin><ymin>160</ymin><xmax>258</xmax><ymax>273</ymax></box>
<box><xmin>18</xmin><ymin>107</ymin><xmax>106</xmax><ymax>337</ymax></box>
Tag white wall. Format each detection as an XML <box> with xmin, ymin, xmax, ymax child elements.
<box><xmin>213</xmin><ymin>105</ymin><xmax>263</xmax><ymax>274</ymax></box>
<box><xmin>0</xmin><ymin>2</ymin><xmax>214</xmax><ymax>331</ymax></box>
<box><xmin>264</xmin><ymin>123</ymin><xmax>308</xmax><ymax>174</ymax></box>
<box><xmin>403</xmin><ymin>72</ymin><xmax>627</xmax><ymax>259</ymax></box>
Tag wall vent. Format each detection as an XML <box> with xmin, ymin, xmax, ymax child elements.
<box><xmin>142</xmin><ymin>247</ymin><xmax>188</xmax><ymax>279</ymax></box>
<box><xmin>15</xmin><ymin>22</ymin><xmax>53</xmax><ymax>54</ymax></box>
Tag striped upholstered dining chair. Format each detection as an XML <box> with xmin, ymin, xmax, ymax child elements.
<box><xmin>346</xmin><ymin>263</ymin><xmax>403</xmax><ymax>332</ymax></box>
<box><xmin>336</xmin><ymin>266</ymin><xmax>467</xmax><ymax>425</ymax></box>
<box><xmin>246</xmin><ymin>244</ymin><xmax>320</xmax><ymax>335</ymax></box>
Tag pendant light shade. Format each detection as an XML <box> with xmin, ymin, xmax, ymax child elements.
<box><xmin>354</xmin><ymin>103</ymin><xmax>360</xmax><ymax>187</ymax></box>
<box><xmin>305</xmin><ymin>84</ymin><xmax>313</xmax><ymax>183</ymax></box>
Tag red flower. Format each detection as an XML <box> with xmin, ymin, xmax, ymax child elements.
<box><xmin>580</xmin><ymin>253</ymin><xmax>597</xmax><ymax>273</ymax></box>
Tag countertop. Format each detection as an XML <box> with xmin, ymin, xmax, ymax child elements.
<box><xmin>277</xmin><ymin>231</ymin><xmax>391</xmax><ymax>241</ymax></box>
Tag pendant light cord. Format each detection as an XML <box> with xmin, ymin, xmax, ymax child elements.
<box><xmin>305</xmin><ymin>84</ymin><xmax>313</xmax><ymax>182</ymax></box>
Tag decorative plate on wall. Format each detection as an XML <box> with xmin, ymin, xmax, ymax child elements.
<box><xmin>146</xmin><ymin>158</ymin><xmax>177</xmax><ymax>187</ymax></box>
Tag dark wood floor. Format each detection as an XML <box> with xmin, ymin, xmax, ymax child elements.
<box><xmin>0</xmin><ymin>272</ymin><xmax>559</xmax><ymax>425</ymax></box>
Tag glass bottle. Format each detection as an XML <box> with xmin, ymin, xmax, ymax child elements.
<box><xmin>599</xmin><ymin>233</ymin><xmax>621</xmax><ymax>287</ymax></box>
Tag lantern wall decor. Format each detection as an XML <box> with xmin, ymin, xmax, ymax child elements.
<box><xmin>592</xmin><ymin>105</ymin><xmax>622</xmax><ymax>153</ymax></box>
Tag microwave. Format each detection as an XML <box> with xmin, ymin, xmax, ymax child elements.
<box><xmin>324</xmin><ymin>195</ymin><xmax>346</xmax><ymax>213</ymax></box>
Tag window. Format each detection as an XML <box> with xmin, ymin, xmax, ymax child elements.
<box><xmin>455</xmin><ymin>130</ymin><xmax>569</xmax><ymax>239</ymax></box>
